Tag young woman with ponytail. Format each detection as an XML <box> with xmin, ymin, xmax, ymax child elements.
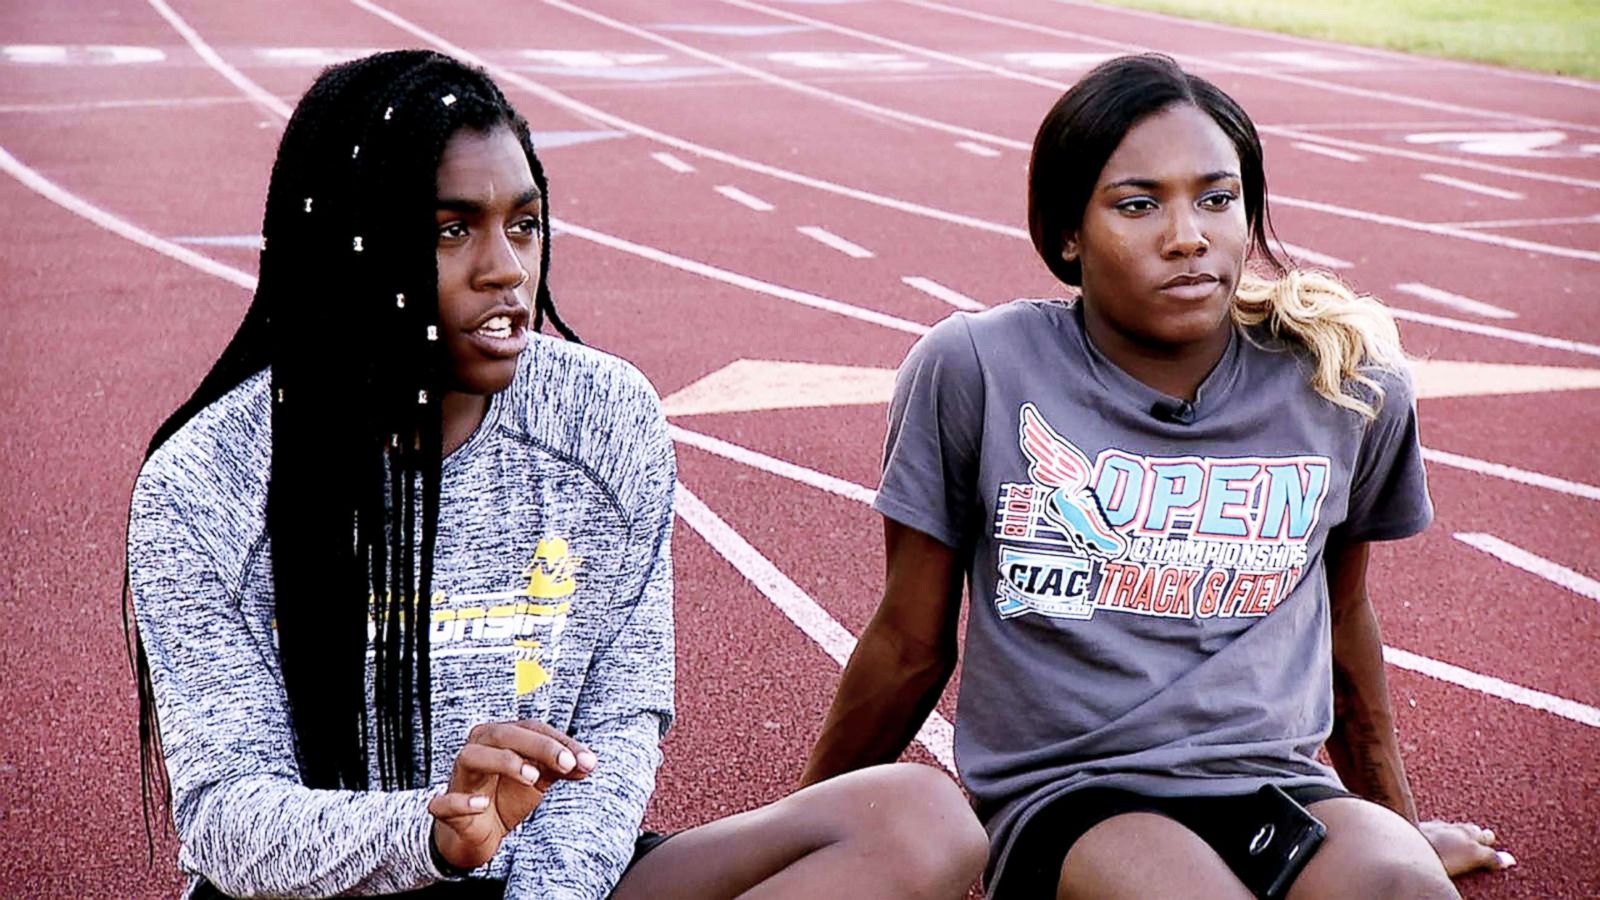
<box><xmin>802</xmin><ymin>54</ymin><xmax>1507</xmax><ymax>899</ymax></box>
<box><xmin>126</xmin><ymin>50</ymin><xmax>986</xmax><ymax>900</ymax></box>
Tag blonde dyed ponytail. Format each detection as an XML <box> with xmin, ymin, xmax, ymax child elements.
<box><xmin>1231</xmin><ymin>269</ymin><xmax>1407</xmax><ymax>420</ymax></box>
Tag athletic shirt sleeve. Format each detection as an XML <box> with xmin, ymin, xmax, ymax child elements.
<box><xmin>129</xmin><ymin>374</ymin><xmax>444</xmax><ymax>897</ymax></box>
<box><xmin>873</xmin><ymin>314</ymin><xmax>986</xmax><ymax>549</ymax></box>
<box><xmin>1336</xmin><ymin>365</ymin><xmax>1434</xmax><ymax>543</ymax></box>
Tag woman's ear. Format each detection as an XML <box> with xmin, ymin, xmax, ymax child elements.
<box><xmin>1061</xmin><ymin>233</ymin><xmax>1080</xmax><ymax>263</ymax></box>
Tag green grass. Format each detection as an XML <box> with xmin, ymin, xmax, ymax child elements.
<box><xmin>1091</xmin><ymin>0</ymin><xmax>1600</xmax><ymax>80</ymax></box>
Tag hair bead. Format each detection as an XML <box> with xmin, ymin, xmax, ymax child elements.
<box><xmin>303</xmin><ymin>197</ymin><xmax>313</xmax><ymax>213</ymax></box>
<box><xmin>353</xmin><ymin>236</ymin><xmax>364</xmax><ymax>252</ymax></box>
<box><xmin>417</xmin><ymin>389</ymin><xmax>429</xmax><ymax>405</ymax></box>
<box><xmin>276</xmin><ymin>388</ymin><xmax>285</xmax><ymax>403</ymax></box>
<box><xmin>395</xmin><ymin>293</ymin><xmax>406</xmax><ymax>308</ymax></box>
<box><xmin>440</xmin><ymin>93</ymin><xmax>456</xmax><ymax>107</ymax></box>
<box><xmin>351</xmin><ymin>144</ymin><xmax>360</xmax><ymax>159</ymax></box>
<box><xmin>425</xmin><ymin>325</ymin><xmax>438</xmax><ymax>341</ymax></box>
<box><xmin>383</xmin><ymin>106</ymin><xmax>394</xmax><ymax>120</ymax></box>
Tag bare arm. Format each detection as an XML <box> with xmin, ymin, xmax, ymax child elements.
<box><xmin>1323</xmin><ymin>540</ymin><xmax>1417</xmax><ymax>822</ymax></box>
<box><xmin>800</xmin><ymin>520</ymin><xmax>965</xmax><ymax>787</ymax></box>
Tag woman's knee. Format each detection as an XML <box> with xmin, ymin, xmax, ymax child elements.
<box><xmin>813</xmin><ymin>763</ymin><xmax>989</xmax><ymax>894</ymax></box>
<box><xmin>1326</xmin><ymin>858</ymin><xmax>1458</xmax><ymax>900</ymax></box>
<box><xmin>1291</xmin><ymin>799</ymin><xmax>1458</xmax><ymax>900</ymax></box>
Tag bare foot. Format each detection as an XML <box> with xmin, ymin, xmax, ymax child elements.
<box><xmin>1421</xmin><ymin>820</ymin><xmax>1515</xmax><ymax>878</ymax></box>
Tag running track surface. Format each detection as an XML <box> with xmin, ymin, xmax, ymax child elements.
<box><xmin>1</xmin><ymin>1</ymin><xmax>1597</xmax><ymax>897</ymax></box>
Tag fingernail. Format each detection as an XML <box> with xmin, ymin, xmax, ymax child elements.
<box><xmin>1496</xmin><ymin>851</ymin><xmax>1517</xmax><ymax>869</ymax></box>
<box><xmin>557</xmin><ymin>749</ymin><xmax>576</xmax><ymax>772</ymax></box>
<box><xmin>521</xmin><ymin>764</ymin><xmax>540</xmax><ymax>782</ymax></box>
<box><xmin>468</xmin><ymin>795</ymin><xmax>489</xmax><ymax>811</ymax></box>
<box><xmin>1482</xmin><ymin>828</ymin><xmax>1496</xmax><ymax>843</ymax></box>
<box><xmin>577</xmin><ymin>751</ymin><xmax>598</xmax><ymax>770</ymax></box>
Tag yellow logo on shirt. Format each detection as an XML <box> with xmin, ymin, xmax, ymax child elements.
<box><xmin>524</xmin><ymin>537</ymin><xmax>580</xmax><ymax>599</ymax></box>
<box><xmin>514</xmin><ymin>639</ymin><xmax>551</xmax><ymax>695</ymax></box>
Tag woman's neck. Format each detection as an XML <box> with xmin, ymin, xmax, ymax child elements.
<box><xmin>1081</xmin><ymin>304</ymin><xmax>1233</xmax><ymax>402</ymax></box>
<box><xmin>441</xmin><ymin>391</ymin><xmax>490</xmax><ymax>457</ymax></box>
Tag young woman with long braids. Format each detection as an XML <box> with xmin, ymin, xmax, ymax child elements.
<box><xmin>801</xmin><ymin>55</ymin><xmax>1507</xmax><ymax>899</ymax></box>
<box><xmin>127</xmin><ymin>50</ymin><xmax>987</xmax><ymax>899</ymax></box>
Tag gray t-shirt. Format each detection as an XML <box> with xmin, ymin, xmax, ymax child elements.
<box><xmin>874</xmin><ymin>299</ymin><xmax>1431</xmax><ymax>884</ymax></box>
<box><xmin>130</xmin><ymin>336</ymin><xmax>676</xmax><ymax>899</ymax></box>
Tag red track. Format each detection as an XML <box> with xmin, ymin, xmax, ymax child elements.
<box><xmin>2</xmin><ymin>1</ymin><xmax>1597</xmax><ymax>897</ymax></box>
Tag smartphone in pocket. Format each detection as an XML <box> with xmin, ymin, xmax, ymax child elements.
<box><xmin>1213</xmin><ymin>784</ymin><xmax>1328</xmax><ymax>900</ymax></box>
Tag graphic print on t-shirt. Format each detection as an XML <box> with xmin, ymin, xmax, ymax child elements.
<box><xmin>995</xmin><ymin>403</ymin><xmax>1330</xmax><ymax>622</ymax></box>
<box><xmin>422</xmin><ymin>536</ymin><xmax>579</xmax><ymax>696</ymax></box>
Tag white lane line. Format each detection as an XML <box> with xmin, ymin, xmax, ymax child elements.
<box><xmin>1448</xmin><ymin>213</ymin><xmax>1600</xmax><ymax>230</ymax></box>
<box><xmin>1454</xmin><ymin>533</ymin><xmax>1600</xmax><ymax>604</ymax></box>
<box><xmin>1393</xmin><ymin>282</ymin><xmax>1517</xmax><ymax>319</ymax></box>
<box><xmin>900</xmin><ymin>0</ymin><xmax>1600</xmax><ymax>137</ymax></box>
<box><xmin>1422</xmin><ymin>448</ymin><xmax>1600</xmax><ymax>502</ymax></box>
<box><xmin>0</xmin><ymin>94</ymin><xmax>278</xmax><ymax>114</ymax></box>
<box><xmin>1268</xmin><ymin>194</ymin><xmax>1597</xmax><ymax>263</ymax></box>
<box><xmin>673</xmin><ymin>425</ymin><xmax>878</xmax><ymax>504</ymax></box>
<box><xmin>1266</xmin><ymin>127</ymin><xmax>1600</xmax><ymax>193</ymax></box>
<box><xmin>1276</xmin><ymin>241</ymin><xmax>1352</xmax><ymax>269</ymax></box>
<box><xmin>551</xmin><ymin>217</ymin><xmax>928</xmax><ymax>335</ymax></box>
<box><xmin>955</xmin><ymin>140</ymin><xmax>1002</xmax><ymax>157</ymax></box>
<box><xmin>1291</xmin><ymin>141</ymin><xmax>1365</xmax><ymax>163</ymax></box>
<box><xmin>673</xmin><ymin>483</ymin><xmax>957</xmax><ymax>772</ymax></box>
<box><xmin>354</xmin><ymin>0</ymin><xmax>1031</xmax><ymax>240</ymax></box>
<box><xmin>715</xmin><ymin>184</ymin><xmax>774</xmax><ymax>211</ymax></box>
<box><xmin>145</xmin><ymin>0</ymin><xmax>293</xmax><ymax>119</ymax></box>
<box><xmin>651</xmin><ymin>151</ymin><xmax>695</xmax><ymax>173</ymax></box>
<box><xmin>546</xmin><ymin>0</ymin><xmax>1025</xmax><ymax>151</ymax></box>
<box><xmin>1421</xmin><ymin>173</ymin><xmax>1526</xmax><ymax>201</ymax></box>
<box><xmin>172</xmin><ymin>234</ymin><xmax>265</xmax><ymax>248</ymax></box>
<box><xmin>1383</xmin><ymin>648</ymin><xmax>1600</xmax><ymax>729</ymax></box>
<box><xmin>1389</xmin><ymin>307</ymin><xmax>1600</xmax><ymax>358</ymax></box>
<box><xmin>903</xmin><ymin>276</ymin><xmax>985</xmax><ymax>311</ymax></box>
<box><xmin>0</xmin><ymin>144</ymin><xmax>257</xmax><ymax>291</ymax></box>
<box><xmin>1423</xmin><ymin>449</ymin><xmax>1600</xmax><ymax>501</ymax></box>
<box><xmin>675</xmin><ymin>428</ymin><xmax>1600</xmax><ymax>730</ymax></box>
<box><xmin>797</xmin><ymin>225</ymin><xmax>874</xmax><ymax>258</ymax></box>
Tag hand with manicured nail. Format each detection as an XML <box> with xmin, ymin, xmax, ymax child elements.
<box><xmin>427</xmin><ymin>720</ymin><xmax>599</xmax><ymax>871</ymax></box>
<box><xmin>1420</xmin><ymin>820</ymin><xmax>1515</xmax><ymax>878</ymax></box>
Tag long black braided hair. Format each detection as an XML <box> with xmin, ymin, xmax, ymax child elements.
<box><xmin>128</xmin><ymin>50</ymin><xmax>580</xmax><ymax>824</ymax></box>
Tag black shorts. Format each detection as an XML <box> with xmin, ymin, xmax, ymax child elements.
<box><xmin>192</xmin><ymin>830</ymin><xmax>674</xmax><ymax>899</ymax></box>
<box><xmin>988</xmin><ymin>785</ymin><xmax>1351</xmax><ymax>900</ymax></box>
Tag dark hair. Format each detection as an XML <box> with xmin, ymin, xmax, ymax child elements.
<box><xmin>1027</xmin><ymin>53</ymin><xmax>1285</xmax><ymax>286</ymax></box>
<box><xmin>128</xmin><ymin>51</ymin><xmax>579</xmax><ymax>826</ymax></box>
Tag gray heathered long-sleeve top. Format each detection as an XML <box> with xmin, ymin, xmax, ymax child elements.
<box><xmin>129</xmin><ymin>337</ymin><xmax>677</xmax><ymax>899</ymax></box>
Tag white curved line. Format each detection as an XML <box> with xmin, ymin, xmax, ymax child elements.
<box><xmin>0</xmin><ymin>144</ymin><xmax>257</xmax><ymax>291</ymax></box>
<box><xmin>145</xmin><ymin>0</ymin><xmax>293</xmax><ymax>119</ymax></box>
